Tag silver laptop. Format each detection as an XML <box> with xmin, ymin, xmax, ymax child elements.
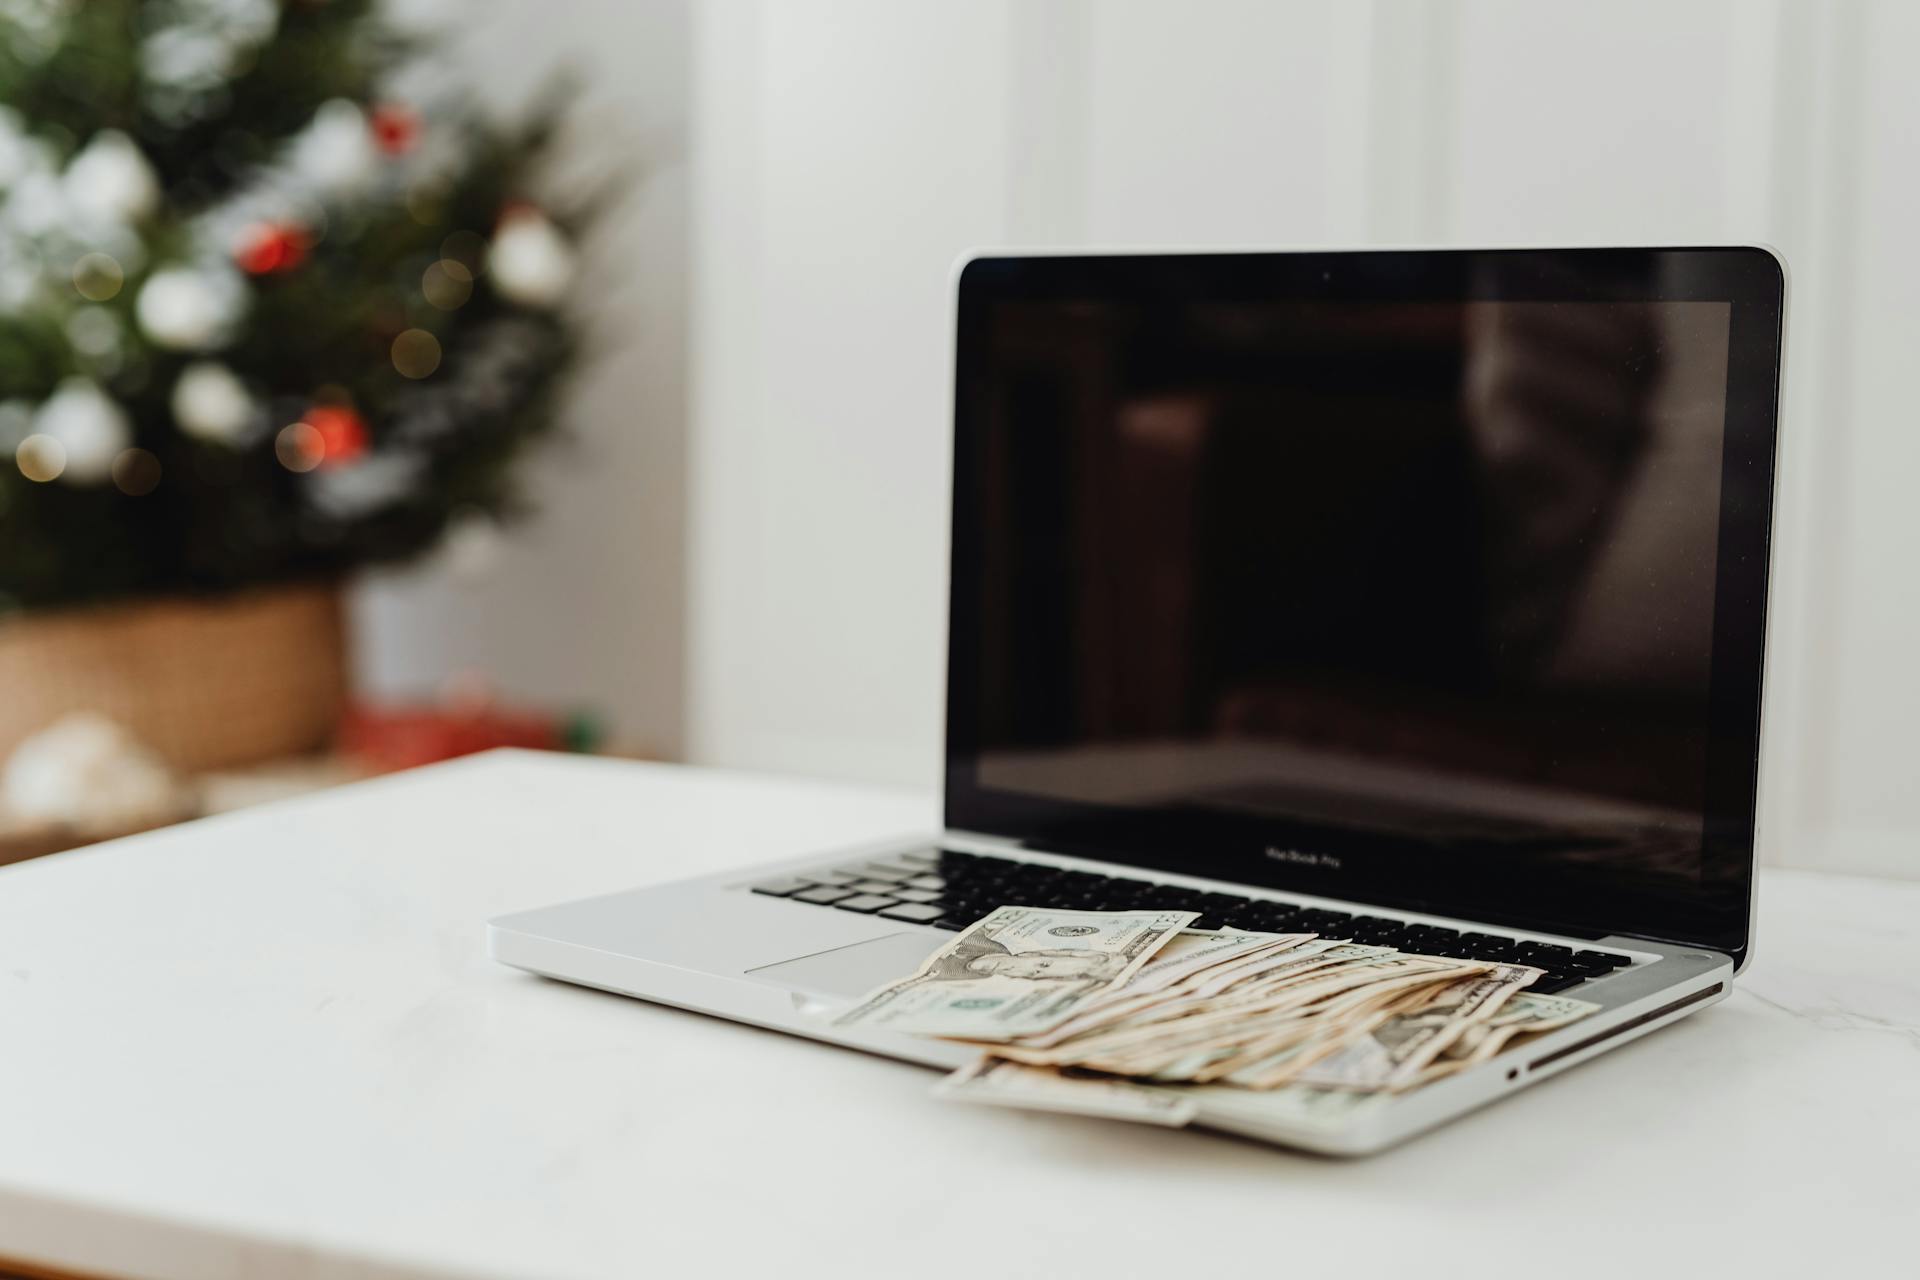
<box><xmin>491</xmin><ymin>246</ymin><xmax>1786</xmax><ymax>1154</ymax></box>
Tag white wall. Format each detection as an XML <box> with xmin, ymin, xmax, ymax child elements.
<box><xmin>686</xmin><ymin>0</ymin><xmax>1920</xmax><ymax>879</ymax></box>
<box><xmin>352</xmin><ymin>0</ymin><xmax>692</xmax><ymax>758</ymax></box>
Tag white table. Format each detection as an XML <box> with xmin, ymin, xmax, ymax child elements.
<box><xmin>1</xmin><ymin>750</ymin><xmax>1914</xmax><ymax>1280</ymax></box>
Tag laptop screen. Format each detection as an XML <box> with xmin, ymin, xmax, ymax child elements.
<box><xmin>945</xmin><ymin>249</ymin><xmax>1783</xmax><ymax>960</ymax></box>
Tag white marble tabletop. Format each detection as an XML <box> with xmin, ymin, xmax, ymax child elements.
<box><xmin>0</xmin><ymin>750</ymin><xmax>1914</xmax><ymax>1280</ymax></box>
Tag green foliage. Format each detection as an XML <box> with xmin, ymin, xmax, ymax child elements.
<box><xmin>0</xmin><ymin>0</ymin><xmax>588</xmax><ymax>611</ymax></box>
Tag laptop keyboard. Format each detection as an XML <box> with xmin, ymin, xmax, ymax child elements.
<box><xmin>749</xmin><ymin>848</ymin><xmax>1632</xmax><ymax>995</ymax></box>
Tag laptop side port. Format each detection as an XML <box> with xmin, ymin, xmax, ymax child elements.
<box><xmin>1523</xmin><ymin>982</ymin><xmax>1727</xmax><ymax>1075</ymax></box>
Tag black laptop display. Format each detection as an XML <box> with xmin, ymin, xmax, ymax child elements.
<box><xmin>946</xmin><ymin>249</ymin><xmax>1784</xmax><ymax>964</ymax></box>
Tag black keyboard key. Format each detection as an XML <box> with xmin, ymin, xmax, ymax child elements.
<box><xmin>878</xmin><ymin>902</ymin><xmax>947</xmax><ymax>923</ymax></box>
<box><xmin>833</xmin><ymin>894</ymin><xmax>900</xmax><ymax>913</ymax></box>
<box><xmin>1251</xmin><ymin>909</ymin><xmax>1313</xmax><ymax>932</ymax></box>
<box><xmin>1516</xmin><ymin>943</ymin><xmax>1574</xmax><ymax>963</ymax></box>
<box><xmin>1576</xmin><ymin>949</ymin><xmax>1631</xmax><ymax>968</ymax></box>
<box><xmin>932</xmin><ymin>918</ymin><xmax>966</xmax><ymax>930</ymax></box>
<box><xmin>790</xmin><ymin>885</ymin><xmax>857</xmax><ymax>905</ymax></box>
<box><xmin>1009</xmin><ymin>861</ymin><xmax>1065</xmax><ymax>877</ymax></box>
<box><xmin>1530</xmin><ymin>973</ymin><xmax>1584</xmax><ymax>994</ymax></box>
<box><xmin>749</xmin><ymin>876</ymin><xmax>815</xmax><ymax>897</ymax></box>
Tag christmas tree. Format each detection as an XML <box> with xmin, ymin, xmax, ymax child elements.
<box><xmin>0</xmin><ymin>0</ymin><xmax>588</xmax><ymax>612</ymax></box>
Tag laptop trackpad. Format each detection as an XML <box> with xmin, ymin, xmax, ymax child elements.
<box><xmin>748</xmin><ymin>932</ymin><xmax>944</xmax><ymax>998</ymax></box>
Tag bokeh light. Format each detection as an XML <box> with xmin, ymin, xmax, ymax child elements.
<box><xmin>391</xmin><ymin>328</ymin><xmax>442</xmax><ymax>379</ymax></box>
<box><xmin>421</xmin><ymin>259</ymin><xmax>473</xmax><ymax>310</ymax></box>
<box><xmin>111</xmin><ymin>448</ymin><xmax>162</xmax><ymax>496</ymax></box>
<box><xmin>274</xmin><ymin>421</ymin><xmax>324</xmax><ymax>472</ymax></box>
<box><xmin>16</xmin><ymin>435</ymin><xmax>67</xmax><ymax>483</ymax></box>
<box><xmin>71</xmin><ymin>252</ymin><xmax>125</xmax><ymax>301</ymax></box>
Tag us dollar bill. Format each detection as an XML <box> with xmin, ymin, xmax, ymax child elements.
<box><xmin>1422</xmin><ymin>991</ymin><xmax>1605</xmax><ymax>1079</ymax></box>
<box><xmin>831</xmin><ymin>906</ymin><xmax>1196</xmax><ymax>1039</ymax></box>
<box><xmin>1291</xmin><ymin>963</ymin><xmax>1540</xmax><ymax>1091</ymax></box>
<box><xmin>998</xmin><ymin>956</ymin><xmax>1481</xmax><ymax>1076</ymax></box>
<box><xmin>1011</xmin><ymin>930</ymin><xmax>1315</xmax><ymax>1049</ymax></box>
<box><xmin>1007</xmin><ymin>942</ymin><xmax>1390</xmax><ymax>1059</ymax></box>
<box><xmin>933</xmin><ymin>1056</ymin><xmax>1199</xmax><ymax>1127</ymax></box>
<box><xmin>1210</xmin><ymin>968</ymin><xmax>1487</xmax><ymax>1088</ymax></box>
<box><xmin>1118</xmin><ymin>961</ymin><xmax>1486</xmax><ymax>1085</ymax></box>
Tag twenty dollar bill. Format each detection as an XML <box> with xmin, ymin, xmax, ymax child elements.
<box><xmin>832</xmin><ymin>906</ymin><xmax>1196</xmax><ymax>1039</ymax></box>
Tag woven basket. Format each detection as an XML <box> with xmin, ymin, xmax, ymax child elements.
<box><xmin>0</xmin><ymin>582</ymin><xmax>349</xmax><ymax>773</ymax></box>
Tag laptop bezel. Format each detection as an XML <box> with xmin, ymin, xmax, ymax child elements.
<box><xmin>941</xmin><ymin>246</ymin><xmax>1784</xmax><ymax>966</ymax></box>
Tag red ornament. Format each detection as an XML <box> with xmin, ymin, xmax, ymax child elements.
<box><xmin>370</xmin><ymin>104</ymin><xmax>421</xmax><ymax>156</ymax></box>
<box><xmin>235</xmin><ymin>222</ymin><xmax>311</xmax><ymax>275</ymax></box>
<box><xmin>303</xmin><ymin>405</ymin><xmax>369</xmax><ymax>467</ymax></box>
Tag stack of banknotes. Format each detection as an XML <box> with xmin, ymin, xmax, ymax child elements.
<box><xmin>832</xmin><ymin>906</ymin><xmax>1599</xmax><ymax>1129</ymax></box>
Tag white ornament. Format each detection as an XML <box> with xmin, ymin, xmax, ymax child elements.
<box><xmin>2</xmin><ymin>169</ymin><xmax>68</xmax><ymax>238</ymax></box>
<box><xmin>488</xmin><ymin>210</ymin><xmax>574</xmax><ymax>308</ymax></box>
<box><xmin>34</xmin><ymin>378</ymin><xmax>132</xmax><ymax>486</ymax></box>
<box><xmin>170</xmin><ymin>361</ymin><xmax>256</xmax><ymax>444</ymax></box>
<box><xmin>289</xmin><ymin>99</ymin><xmax>377</xmax><ymax>194</ymax></box>
<box><xmin>136</xmin><ymin>265</ymin><xmax>245</xmax><ymax>350</ymax></box>
<box><xmin>62</xmin><ymin>130</ymin><xmax>161</xmax><ymax>224</ymax></box>
<box><xmin>0</xmin><ymin>244</ymin><xmax>38</xmax><ymax>313</ymax></box>
<box><xmin>192</xmin><ymin>0</ymin><xmax>279</xmax><ymax>44</ymax></box>
<box><xmin>2</xmin><ymin>712</ymin><xmax>186</xmax><ymax>832</ymax></box>
<box><xmin>0</xmin><ymin>106</ymin><xmax>34</xmax><ymax>188</ymax></box>
<box><xmin>303</xmin><ymin>451</ymin><xmax>423</xmax><ymax>519</ymax></box>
